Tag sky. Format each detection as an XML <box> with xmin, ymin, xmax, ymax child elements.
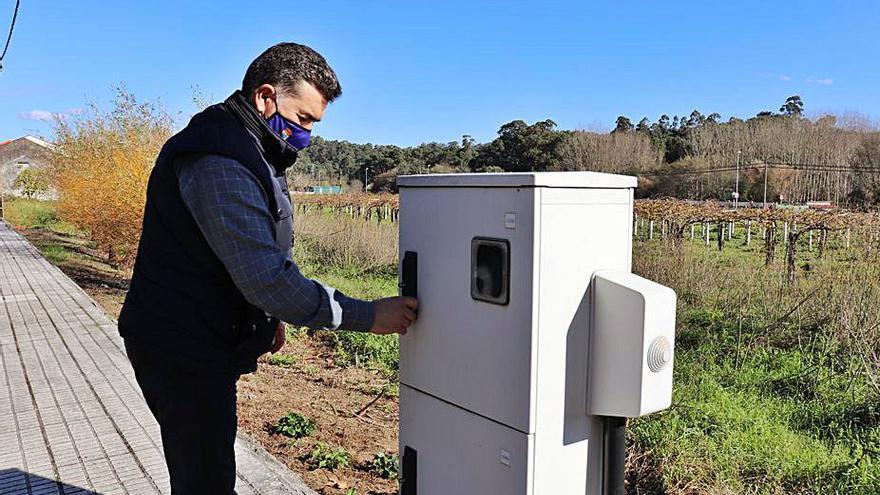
<box><xmin>0</xmin><ymin>1</ymin><xmax>878</xmax><ymax>146</ymax></box>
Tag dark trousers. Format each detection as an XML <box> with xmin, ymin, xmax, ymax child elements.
<box><xmin>124</xmin><ymin>339</ymin><xmax>240</xmax><ymax>495</ymax></box>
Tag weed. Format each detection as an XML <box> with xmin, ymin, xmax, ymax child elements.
<box><xmin>370</xmin><ymin>452</ymin><xmax>399</xmax><ymax>479</ymax></box>
<box><xmin>267</xmin><ymin>353</ymin><xmax>296</xmax><ymax>368</ymax></box>
<box><xmin>270</xmin><ymin>412</ymin><xmax>315</xmax><ymax>439</ymax></box>
<box><xmin>308</xmin><ymin>442</ymin><xmax>351</xmax><ymax>470</ymax></box>
<box><xmin>285</xmin><ymin>325</ymin><xmax>306</xmax><ymax>341</ymax></box>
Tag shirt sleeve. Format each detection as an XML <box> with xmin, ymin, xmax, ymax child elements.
<box><xmin>176</xmin><ymin>154</ymin><xmax>375</xmax><ymax>332</ymax></box>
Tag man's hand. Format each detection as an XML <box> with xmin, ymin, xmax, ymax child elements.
<box><xmin>371</xmin><ymin>297</ymin><xmax>419</xmax><ymax>335</ymax></box>
<box><xmin>269</xmin><ymin>321</ymin><xmax>285</xmax><ymax>353</ymax></box>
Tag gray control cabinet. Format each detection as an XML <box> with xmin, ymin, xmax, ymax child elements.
<box><xmin>397</xmin><ymin>172</ymin><xmax>674</xmax><ymax>495</ymax></box>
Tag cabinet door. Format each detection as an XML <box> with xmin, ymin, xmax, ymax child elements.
<box><xmin>400</xmin><ymin>385</ymin><xmax>533</xmax><ymax>495</ymax></box>
<box><xmin>399</xmin><ymin>187</ymin><xmax>537</xmax><ymax>433</ymax></box>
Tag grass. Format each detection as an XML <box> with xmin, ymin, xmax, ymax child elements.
<box><xmin>267</xmin><ymin>353</ymin><xmax>297</xmax><ymax>367</ymax></box>
<box><xmin>628</xmin><ymin>234</ymin><xmax>880</xmax><ymax>494</ymax></box>
<box><xmin>3</xmin><ymin>196</ymin><xmax>79</xmax><ymax>234</ymax></box>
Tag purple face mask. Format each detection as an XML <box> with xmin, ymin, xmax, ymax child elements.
<box><xmin>266</xmin><ymin>109</ymin><xmax>311</xmax><ymax>150</ymax></box>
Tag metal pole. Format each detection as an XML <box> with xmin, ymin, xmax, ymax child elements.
<box><xmin>364</xmin><ymin>167</ymin><xmax>369</xmax><ymax>193</ymax></box>
<box><xmin>602</xmin><ymin>416</ymin><xmax>626</xmax><ymax>495</ymax></box>
<box><xmin>763</xmin><ymin>161</ymin><xmax>769</xmax><ymax>207</ymax></box>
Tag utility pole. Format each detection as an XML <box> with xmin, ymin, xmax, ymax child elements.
<box><xmin>763</xmin><ymin>161</ymin><xmax>769</xmax><ymax>207</ymax></box>
<box><xmin>734</xmin><ymin>150</ymin><xmax>741</xmax><ymax>209</ymax></box>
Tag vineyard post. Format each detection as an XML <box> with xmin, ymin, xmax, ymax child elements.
<box><xmin>717</xmin><ymin>222</ymin><xmax>725</xmax><ymax>251</ymax></box>
<box><xmin>786</xmin><ymin>228</ymin><xmax>800</xmax><ymax>284</ymax></box>
<box><xmin>690</xmin><ymin>223</ymin><xmax>695</xmax><ymax>240</ymax></box>
<box><xmin>846</xmin><ymin>228</ymin><xmax>851</xmax><ymax>249</ymax></box>
<box><xmin>746</xmin><ymin>220</ymin><xmax>752</xmax><ymax>246</ymax></box>
<box><xmin>649</xmin><ymin>220</ymin><xmax>654</xmax><ymax>240</ymax></box>
<box><xmin>809</xmin><ymin>230</ymin><xmax>813</xmax><ymax>251</ymax></box>
<box><xmin>784</xmin><ymin>222</ymin><xmax>789</xmax><ymax>246</ymax></box>
<box><xmin>765</xmin><ymin>222</ymin><xmax>777</xmax><ymax>265</ymax></box>
<box><xmin>705</xmin><ymin>222</ymin><xmax>710</xmax><ymax>246</ymax></box>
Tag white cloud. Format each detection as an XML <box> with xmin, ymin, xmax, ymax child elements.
<box><xmin>779</xmin><ymin>74</ymin><xmax>792</xmax><ymax>81</ymax></box>
<box><xmin>18</xmin><ymin>108</ymin><xmax>85</xmax><ymax>122</ymax></box>
<box><xmin>807</xmin><ymin>77</ymin><xmax>834</xmax><ymax>86</ymax></box>
<box><xmin>18</xmin><ymin>110</ymin><xmax>55</xmax><ymax>121</ymax></box>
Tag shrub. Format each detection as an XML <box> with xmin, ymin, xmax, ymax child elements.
<box><xmin>51</xmin><ymin>87</ymin><xmax>173</xmax><ymax>267</ymax></box>
<box><xmin>270</xmin><ymin>412</ymin><xmax>315</xmax><ymax>439</ymax></box>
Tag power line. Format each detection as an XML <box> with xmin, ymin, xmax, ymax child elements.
<box><xmin>0</xmin><ymin>0</ymin><xmax>21</xmax><ymax>65</ymax></box>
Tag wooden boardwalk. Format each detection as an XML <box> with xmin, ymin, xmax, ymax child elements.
<box><xmin>0</xmin><ymin>222</ymin><xmax>316</xmax><ymax>495</ymax></box>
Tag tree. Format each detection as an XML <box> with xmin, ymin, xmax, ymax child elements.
<box><xmin>460</xmin><ymin>135</ymin><xmax>476</xmax><ymax>170</ymax></box>
<box><xmin>14</xmin><ymin>167</ymin><xmax>50</xmax><ymax>198</ymax></box>
<box><xmin>613</xmin><ymin>116</ymin><xmax>634</xmax><ymax>133</ymax></box>
<box><xmin>685</xmin><ymin>110</ymin><xmax>706</xmax><ymax>128</ymax></box>
<box><xmin>779</xmin><ymin>95</ymin><xmax>804</xmax><ymax>117</ymax></box>
<box><xmin>555</xmin><ymin>130</ymin><xmax>659</xmax><ymax>173</ymax></box>
<box><xmin>478</xmin><ymin>119</ymin><xmax>563</xmax><ymax>172</ymax></box>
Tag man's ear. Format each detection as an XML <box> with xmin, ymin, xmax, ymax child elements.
<box><xmin>251</xmin><ymin>84</ymin><xmax>277</xmax><ymax>118</ymax></box>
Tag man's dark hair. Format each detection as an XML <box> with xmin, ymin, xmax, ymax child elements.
<box><xmin>242</xmin><ymin>42</ymin><xmax>341</xmax><ymax>102</ymax></box>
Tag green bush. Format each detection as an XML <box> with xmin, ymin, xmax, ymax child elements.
<box><xmin>270</xmin><ymin>412</ymin><xmax>315</xmax><ymax>439</ymax></box>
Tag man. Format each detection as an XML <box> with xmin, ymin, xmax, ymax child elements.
<box><xmin>118</xmin><ymin>42</ymin><xmax>418</xmax><ymax>494</ymax></box>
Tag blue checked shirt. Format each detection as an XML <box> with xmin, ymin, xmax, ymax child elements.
<box><xmin>177</xmin><ymin>154</ymin><xmax>375</xmax><ymax>332</ymax></box>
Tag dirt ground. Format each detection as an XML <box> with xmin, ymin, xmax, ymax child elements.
<box><xmin>18</xmin><ymin>226</ymin><xmax>400</xmax><ymax>495</ymax></box>
<box><xmin>240</xmin><ymin>336</ymin><xmax>399</xmax><ymax>495</ymax></box>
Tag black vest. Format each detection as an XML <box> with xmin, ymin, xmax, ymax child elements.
<box><xmin>118</xmin><ymin>91</ymin><xmax>298</xmax><ymax>374</ymax></box>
